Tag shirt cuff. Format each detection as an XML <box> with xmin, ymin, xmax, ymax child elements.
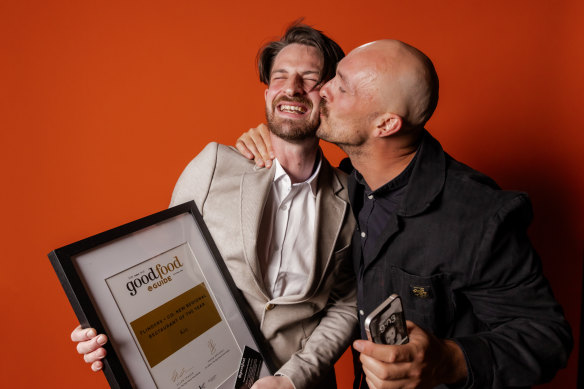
<box><xmin>274</xmin><ymin>372</ymin><xmax>297</xmax><ymax>389</ymax></box>
<box><xmin>450</xmin><ymin>335</ymin><xmax>493</xmax><ymax>388</ymax></box>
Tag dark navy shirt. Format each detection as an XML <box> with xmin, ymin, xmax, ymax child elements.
<box><xmin>353</xmin><ymin>154</ymin><xmax>416</xmax><ymax>262</ymax></box>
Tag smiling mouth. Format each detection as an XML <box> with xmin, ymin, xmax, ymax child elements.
<box><xmin>279</xmin><ymin>104</ymin><xmax>308</xmax><ymax>114</ymax></box>
<box><xmin>274</xmin><ymin>96</ymin><xmax>312</xmax><ymax>116</ymax></box>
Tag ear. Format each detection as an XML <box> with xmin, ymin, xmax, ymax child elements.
<box><xmin>372</xmin><ymin>113</ymin><xmax>403</xmax><ymax>138</ymax></box>
<box><xmin>264</xmin><ymin>88</ymin><xmax>269</xmax><ymax>102</ymax></box>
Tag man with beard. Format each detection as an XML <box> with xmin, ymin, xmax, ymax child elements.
<box><xmin>238</xmin><ymin>39</ymin><xmax>572</xmax><ymax>388</ymax></box>
<box><xmin>70</xmin><ymin>24</ymin><xmax>357</xmax><ymax>389</ymax></box>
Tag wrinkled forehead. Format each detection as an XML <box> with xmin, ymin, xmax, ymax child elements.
<box><xmin>271</xmin><ymin>43</ymin><xmax>324</xmax><ymax>75</ymax></box>
<box><xmin>336</xmin><ymin>52</ymin><xmax>378</xmax><ymax>88</ymax></box>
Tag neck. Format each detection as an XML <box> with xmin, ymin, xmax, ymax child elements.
<box><xmin>347</xmin><ymin>130</ymin><xmax>422</xmax><ymax>191</ymax></box>
<box><xmin>270</xmin><ymin>133</ymin><xmax>320</xmax><ymax>183</ymax></box>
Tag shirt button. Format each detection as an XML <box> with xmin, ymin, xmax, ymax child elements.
<box><xmin>368</xmin><ymin>194</ymin><xmax>374</xmax><ymax>200</ymax></box>
<box><xmin>359</xmin><ymin>310</ymin><xmax>364</xmax><ymax>316</ymax></box>
<box><xmin>280</xmin><ymin>205</ymin><xmax>288</xmax><ymax>211</ymax></box>
<box><xmin>361</xmin><ymin>231</ymin><xmax>366</xmax><ymax>238</ymax></box>
<box><xmin>265</xmin><ymin>303</ymin><xmax>275</xmax><ymax>311</ymax></box>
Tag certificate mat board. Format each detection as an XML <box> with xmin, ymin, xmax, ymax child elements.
<box><xmin>48</xmin><ymin>201</ymin><xmax>275</xmax><ymax>388</ymax></box>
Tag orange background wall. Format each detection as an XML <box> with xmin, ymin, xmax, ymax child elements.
<box><xmin>1</xmin><ymin>1</ymin><xmax>583</xmax><ymax>387</ymax></box>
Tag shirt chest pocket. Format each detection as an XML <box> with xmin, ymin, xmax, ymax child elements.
<box><xmin>390</xmin><ymin>266</ymin><xmax>455</xmax><ymax>337</ymax></box>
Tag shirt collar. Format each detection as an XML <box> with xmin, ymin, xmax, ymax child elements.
<box><xmin>348</xmin><ymin>130</ymin><xmax>447</xmax><ymax>217</ymax></box>
<box><xmin>353</xmin><ymin>150</ymin><xmax>418</xmax><ymax>196</ymax></box>
<box><xmin>273</xmin><ymin>151</ymin><xmax>322</xmax><ymax>196</ymax></box>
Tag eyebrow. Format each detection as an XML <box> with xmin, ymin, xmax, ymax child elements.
<box><xmin>271</xmin><ymin>69</ymin><xmax>322</xmax><ymax>77</ymax></box>
<box><xmin>337</xmin><ymin>70</ymin><xmax>351</xmax><ymax>88</ymax></box>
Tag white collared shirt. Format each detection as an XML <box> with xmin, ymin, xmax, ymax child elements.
<box><xmin>257</xmin><ymin>156</ymin><xmax>322</xmax><ymax>298</ymax></box>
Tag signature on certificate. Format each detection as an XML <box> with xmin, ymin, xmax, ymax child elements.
<box><xmin>171</xmin><ymin>367</ymin><xmax>194</xmax><ymax>383</ymax></box>
<box><xmin>208</xmin><ymin>339</ymin><xmax>217</xmax><ymax>355</ymax></box>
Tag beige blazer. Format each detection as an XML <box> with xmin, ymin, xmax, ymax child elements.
<box><xmin>170</xmin><ymin>143</ymin><xmax>357</xmax><ymax>389</ymax></box>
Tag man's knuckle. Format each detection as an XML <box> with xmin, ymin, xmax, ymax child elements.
<box><xmin>382</xmin><ymin>348</ymin><xmax>397</xmax><ymax>363</ymax></box>
<box><xmin>409</xmin><ymin>366</ymin><xmax>422</xmax><ymax>380</ymax></box>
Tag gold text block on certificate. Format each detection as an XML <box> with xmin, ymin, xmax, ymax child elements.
<box><xmin>130</xmin><ymin>283</ymin><xmax>221</xmax><ymax>368</ymax></box>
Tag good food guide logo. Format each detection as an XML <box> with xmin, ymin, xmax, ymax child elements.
<box><xmin>126</xmin><ymin>256</ymin><xmax>184</xmax><ymax>296</ymax></box>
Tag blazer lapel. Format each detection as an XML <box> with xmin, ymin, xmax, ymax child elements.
<box><xmin>240</xmin><ymin>165</ymin><xmax>275</xmax><ymax>297</ymax></box>
<box><xmin>304</xmin><ymin>158</ymin><xmax>349</xmax><ymax>298</ymax></box>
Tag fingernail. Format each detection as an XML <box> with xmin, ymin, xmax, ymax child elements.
<box><xmin>97</xmin><ymin>335</ymin><xmax>107</xmax><ymax>345</ymax></box>
<box><xmin>353</xmin><ymin>340</ymin><xmax>363</xmax><ymax>352</ymax></box>
<box><xmin>86</xmin><ymin>329</ymin><xmax>96</xmax><ymax>338</ymax></box>
<box><xmin>266</xmin><ymin>160</ymin><xmax>272</xmax><ymax>168</ymax></box>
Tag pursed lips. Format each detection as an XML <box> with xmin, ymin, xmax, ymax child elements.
<box><xmin>319</xmin><ymin>99</ymin><xmax>328</xmax><ymax>117</ymax></box>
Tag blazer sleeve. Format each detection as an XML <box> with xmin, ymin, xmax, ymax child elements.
<box><xmin>454</xmin><ymin>194</ymin><xmax>573</xmax><ymax>388</ymax></box>
<box><xmin>277</xmin><ymin>248</ymin><xmax>358</xmax><ymax>388</ymax></box>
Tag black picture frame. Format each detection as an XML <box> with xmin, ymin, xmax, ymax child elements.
<box><xmin>48</xmin><ymin>201</ymin><xmax>276</xmax><ymax>388</ymax></box>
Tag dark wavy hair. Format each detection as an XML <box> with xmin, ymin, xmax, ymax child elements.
<box><xmin>257</xmin><ymin>22</ymin><xmax>345</xmax><ymax>86</ymax></box>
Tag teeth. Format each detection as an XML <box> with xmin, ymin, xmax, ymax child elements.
<box><xmin>280</xmin><ymin>104</ymin><xmax>307</xmax><ymax>114</ymax></box>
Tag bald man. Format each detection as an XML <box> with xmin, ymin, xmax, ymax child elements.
<box><xmin>238</xmin><ymin>40</ymin><xmax>572</xmax><ymax>388</ymax></box>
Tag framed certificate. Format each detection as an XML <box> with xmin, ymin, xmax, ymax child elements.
<box><xmin>49</xmin><ymin>201</ymin><xmax>275</xmax><ymax>389</ymax></box>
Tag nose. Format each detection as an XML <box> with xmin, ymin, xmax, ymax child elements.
<box><xmin>320</xmin><ymin>80</ymin><xmax>331</xmax><ymax>100</ymax></box>
<box><xmin>284</xmin><ymin>74</ymin><xmax>304</xmax><ymax>96</ymax></box>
